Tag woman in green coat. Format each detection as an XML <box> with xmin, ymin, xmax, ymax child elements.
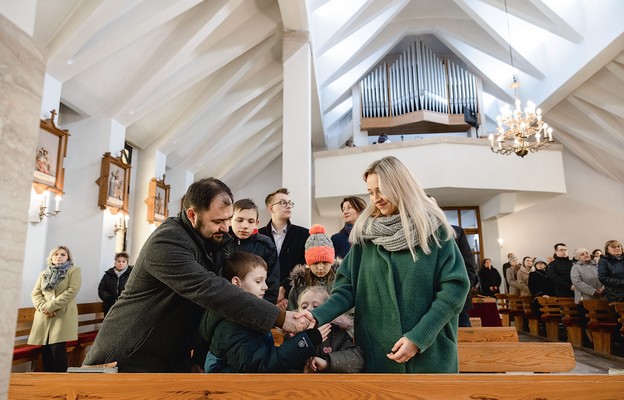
<box><xmin>308</xmin><ymin>156</ymin><xmax>469</xmax><ymax>373</ymax></box>
<box><xmin>28</xmin><ymin>245</ymin><xmax>82</xmax><ymax>372</ymax></box>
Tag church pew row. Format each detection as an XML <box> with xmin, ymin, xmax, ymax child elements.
<box><xmin>13</xmin><ymin>302</ymin><xmax>104</xmax><ymax>369</ymax></box>
<box><xmin>9</xmin><ymin>373</ymin><xmax>624</xmax><ymax>400</ymax></box>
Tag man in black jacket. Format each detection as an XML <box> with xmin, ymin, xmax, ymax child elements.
<box><xmin>258</xmin><ymin>188</ymin><xmax>309</xmax><ymax>309</ymax></box>
<box><xmin>84</xmin><ymin>178</ymin><xmax>310</xmax><ymax>372</ymax></box>
<box><xmin>547</xmin><ymin>242</ymin><xmax>575</xmax><ymax>297</ymax></box>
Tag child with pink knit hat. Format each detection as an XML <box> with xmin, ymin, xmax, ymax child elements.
<box><xmin>287</xmin><ymin>224</ymin><xmax>337</xmax><ymax>311</ymax></box>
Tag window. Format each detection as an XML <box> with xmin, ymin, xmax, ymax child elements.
<box><xmin>442</xmin><ymin>206</ymin><xmax>483</xmax><ymax>267</ymax></box>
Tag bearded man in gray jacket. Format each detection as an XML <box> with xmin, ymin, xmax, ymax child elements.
<box><xmin>84</xmin><ymin>178</ymin><xmax>310</xmax><ymax>372</ymax></box>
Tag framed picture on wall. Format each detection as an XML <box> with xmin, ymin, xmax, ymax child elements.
<box><xmin>146</xmin><ymin>177</ymin><xmax>170</xmax><ymax>225</ymax></box>
<box><xmin>33</xmin><ymin>110</ymin><xmax>69</xmax><ymax>195</ymax></box>
<box><xmin>96</xmin><ymin>152</ymin><xmax>131</xmax><ymax>213</ymax></box>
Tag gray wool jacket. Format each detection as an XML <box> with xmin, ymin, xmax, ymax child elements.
<box><xmin>83</xmin><ymin>211</ymin><xmax>280</xmax><ymax>372</ymax></box>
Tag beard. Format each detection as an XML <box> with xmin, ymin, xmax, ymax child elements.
<box><xmin>193</xmin><ymin>214</ymin><xmax>225</xmax><ymax>243</ymax></box>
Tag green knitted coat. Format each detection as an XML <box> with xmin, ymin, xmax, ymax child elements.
<box><xmin>312</xmin><ymin>232</ymin><xmax>469</xmax><ymax>373</ymax></box>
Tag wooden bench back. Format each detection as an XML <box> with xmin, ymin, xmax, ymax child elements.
<box><xmin>458</xmin><ymin>342</ymin><xmax>575</xmax><ymax>373</ymax></box>
<box><xmin>77</xmin><ymin>302</ymin><xmax>105</xmax><ymax>329</ymax></box>
<box><xmin>507</xmin><ymin>295</ymin><xmax>524</xmax><ymax>314</ymax></box>
<box><xmin>557</xmin><ymin>297</ymin><xmax>580</xmax><ymax>323</ymax></box>
<box><xmin>15</xmin><ymin>372</ymin><xmax>623</xmax><ymax>399</ymax></box>
<box><xmin>494</xmin><ymin>293</ymin><xmax>510</xmax><ymax>312</ymax></box>
<box><xmin>458</xmin><ymin>327</ymin><xmax>518</xmax><ymax>342</ymax></box>
<box><xmin>538</xmin><ymin>296</ymin><xmax>562</xmax><ymax>320</ymax></box>
<box><xmin>583</xmin><ymin>299</ymin><xmax>619</xmax><ymax>326</ymax></box>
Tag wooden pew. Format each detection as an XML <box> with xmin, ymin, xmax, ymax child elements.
<box><xmin>13</xmin><ymin>302</ymin><xmax>105</xmax><ymax>370</ymax></box>
<box><xmin>12</xmin><ymin>373</ymin><xmax>624</xmax><ymax>400</ymax></box>
<box><xmin>458</xmin><ymin>342</ymin><xmax>575</xmax><ymax>373</ymax></box>
<box><xmin>611</xmin><ymin>301</ymin><xmax>624</xmax><ymax>337</ymax></box>
<box><xmin>521</xmin><ymin>295</ymin><xmax>540</xmax><ymax>335</ymax></box>
<box><xmin>507</xmin><ymin>295</ymin><xmax>525</xmax><ymax>333</ymax></box>
<box><xmin>458</xmin><ymin>326</ymin><xmax>518</xmax><ymax>342</ymax></box>
<box><xmin>494</xmin><ymin>293</ymin><xmax>511</xmax><ymax>326</ymax></box>
<box><xmin>558</xmin><ymin>297</ymin><xmax>582</xmax><ymax>347</ymax></box>
<box><xmin>70</xmin><ymin>302</ymin><xmax>105</xmax><ymax>366</ymax></box>
<box><xmin>538</xmin><ymin>296</ymin><xmax>563</xmax><ymax>341</ymax></box>
<box><xmin>583</xmin><ymin>299</ymin><xmax>619</xmax><ymax>355</ymax></box>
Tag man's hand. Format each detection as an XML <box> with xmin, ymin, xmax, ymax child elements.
<box><xmin>281</xmin><ymin>310</ymin><xmax>315</xmax><ymax>333</ymax></box>
<box><xmin>387</xmin><ymin>336</ymin><xmax>419</xmax><ymax>364</ymax></box>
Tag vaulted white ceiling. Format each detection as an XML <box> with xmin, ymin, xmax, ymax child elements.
<box><xmin>31</xmin><ymin>0</ymin><xmax>624</xmax><ymax>191</ymax></box>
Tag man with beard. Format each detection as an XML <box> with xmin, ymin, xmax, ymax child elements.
<box><xmin>84</xmin><ymin>178</ymin><xmax>310</xmax><ymax>372</ymax></box>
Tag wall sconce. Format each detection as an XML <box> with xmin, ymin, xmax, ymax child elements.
<box><xmin>497</xmin><ymin>238</ymin><xmax>504</xmax><ymax>249</ymax></box>
<box><xmin>114</xmin><ymin>213</ymin><xmax>130</xmax><ymax>233</ymax></box>
<box><xmin>39</xmin><ymin>192</ymin><xmax>61</xmax><ymax>221</ymax></box>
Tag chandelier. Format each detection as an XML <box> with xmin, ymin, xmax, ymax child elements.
<box><xmin>488</xmin><ymin>0</ymin><xmax>554</xmax><ymax>158</ymax></box>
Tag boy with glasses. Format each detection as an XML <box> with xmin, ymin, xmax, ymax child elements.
<box><xmin>259</xmin><ymin>188</ymin><xmax>309</xmax><ymax>309</ymax></box>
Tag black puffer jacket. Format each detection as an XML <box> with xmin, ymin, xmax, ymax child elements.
<box><xmin>200</xmin><ymin>312</ymin><xmax>321</xmax><ymax>372</ymax></box>
<box><xmin>229</xmin><ymin>230</ymin><xmax>280</xmax><ymax>304</ymax></box>
<box><xmin>98</xmin><ymin>266</ymin><xmax>133</xmax><ymax>315</ymax></box>
<box><xmin>598</xmin><ymin>254</ymin><xmax>624</xmax><ymax>302</ymax></box>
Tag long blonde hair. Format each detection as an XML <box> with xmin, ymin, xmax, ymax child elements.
<box><xmin>351</xmin><ymin>156</ymin><xmax>454</xmax><ymax>260</ymax></box>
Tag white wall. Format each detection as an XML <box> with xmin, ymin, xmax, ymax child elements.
<box><xmin>232</xmin><ymin>155</ymin><xmax>282</xmax><ymax>227</ymax></box>
<box><xmin>496</xmin><ymin>151</ymin><xmax>624</xmax><ymax>262</ymax></box>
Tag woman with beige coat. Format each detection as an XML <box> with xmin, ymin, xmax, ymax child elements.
<box><xmin>28</xmin><ymin>245</ymin><xmax>81</xmax><ymax>371</ymax></box>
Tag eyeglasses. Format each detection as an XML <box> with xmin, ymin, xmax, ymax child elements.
<box><xmin>609</xmin><ymin>244</ymin><xmax>622</xmax><ymax>249</ymax></box>
<box><xmin>270</xmin><ymin>200</ymin><xmax>294</xmax><ymax>208</ymax></box>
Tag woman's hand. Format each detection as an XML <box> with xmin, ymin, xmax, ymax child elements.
<box><xmin>387</xmin><ymin>336</ymin><xmax>419</xmax><ymax>364</ymax></box>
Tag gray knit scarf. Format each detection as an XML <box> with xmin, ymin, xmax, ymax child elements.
<box><xmin>42</xmin><ymin>260</ymin><xmax>73</xmax><ymax>291</ymax></box>
<box><xmin>361</xmin><ymin>214</ymin><xmax>444</xmax><ymax>253</ymax></box>
<box><xmin>360</xmin><ymin>214</ymin><xmax>415</xmax><ymax>252</ymax></box>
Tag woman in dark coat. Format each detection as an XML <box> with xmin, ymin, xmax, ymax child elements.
<box><xmin>478</xmin><ymin>258</ymin><xmax>502</xmax><ymax>297</ymax></box>
<box><xmin>331</xmin><ymin>196</ymin><xmax>366</xmax><ymax>259</ymax></box>
<box><xmin>598</xmin><ymin>240</ymin><xmax>624</xmax><ymax>302</ymax></box>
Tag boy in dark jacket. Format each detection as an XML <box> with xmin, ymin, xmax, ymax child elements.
<box><xmin>229</xmin><ymin>199</ymin><xmax>280</xmax><ymax>304</ymax></box>
<box><xmin>98</xmin><ymin>252</ymin><xmax>133</xmax><ymax>315</ymax></box>
<box><xmin>200</xmin><ymin>252</ymin><xmax>329</xmax><ymax>372</ymax></box>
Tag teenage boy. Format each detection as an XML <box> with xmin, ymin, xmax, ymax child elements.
<box><xmin>230</xmin><ymin>199</ymin><xmax>280</xmax><ymax>304</ymax></box>
<box><xmin>259</xmin><ymin>188</ymin><xmax>309</xmax><ymax>308</ymax></box>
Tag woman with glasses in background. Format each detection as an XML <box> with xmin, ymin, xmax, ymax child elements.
<box><xmin>598</xmin><ymin>240</ymin><xmax>624</xmax><ymax>302</ymax></box>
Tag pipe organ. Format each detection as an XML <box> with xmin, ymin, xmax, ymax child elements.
<box><xmin>360</xmin><ymin>40</ymin><xmax>479</xmax><ymax>135</ymax></box>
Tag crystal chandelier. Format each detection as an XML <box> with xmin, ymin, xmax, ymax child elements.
<box><xmin>488</xmin><ymin>0</ymin><xmax>554</xmax><ymax>158</ymax></box>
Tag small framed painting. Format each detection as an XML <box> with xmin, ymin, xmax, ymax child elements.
<box><xmin>33</xmin><ymin>110</ymin><xmax>69</xmax><ymax>195</ymax></box>
<box><xmin>146</xmin><ymin>177</ymin><xmax>170</xmax><ymax>225</ymax></box>
<box><xmin>96</xmin><ymin>152</ymin><xmax>131</xmax><ymax>213</ymax></box>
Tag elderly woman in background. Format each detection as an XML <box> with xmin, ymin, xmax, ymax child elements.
<box><xmin>305</xmin><ymin>156</ymin><xmax>469</xmax><ymax>373</ymax></box>
<box><xmin>571</xmin><ymin>248</ymin><xmax>604</xmax><ymax>346</ymax></box>
<box><xmin>571</xmin><ymin>248</ymin><xmax>604</xmax><ymax>304</ymax></box>
<box><xmin>598</xmin><ymin>240</ymin><xmax>624</xmax><ymax>302</ymax></box>
<box><xmin>331</xmin><ymin>196</ymin><xmax>367</xmax><ymax>259</ymax></box>
<box><xmin>28</xmin><ymin>245</ymin><xmax>82</xmax><ymax>372</ymax></box>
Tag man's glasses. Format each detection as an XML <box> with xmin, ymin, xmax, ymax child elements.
<box><xmin>270</xmin><ymin>200</ymin><xmax>295</xmax><ymax>208</ymax></box>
